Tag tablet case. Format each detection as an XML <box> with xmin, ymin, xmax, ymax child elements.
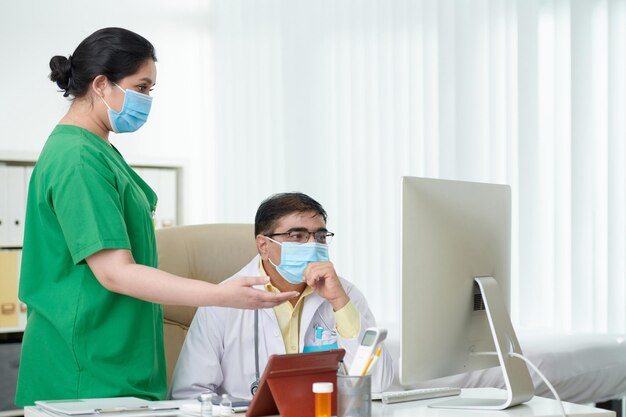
<box><xmin>246</xmin><ymin>349</ymin><xmax>346</xmax><ymax>417</ymax></box>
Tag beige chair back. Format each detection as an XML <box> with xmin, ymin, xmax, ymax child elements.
<box><xmin>155</xmin><ymin>223</ymin><xmax>257</xmax><ymax>387</ymax></box>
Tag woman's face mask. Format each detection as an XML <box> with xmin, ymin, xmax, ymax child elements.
<box><xmin>100</xmin><ymin>83</ymin><xmax>153</xmax><ymax>133</ymax></box>
<box><xmin>266</xmin><ymin>237</ymin><xmax>329</xmax><ymax>284</ymax></box>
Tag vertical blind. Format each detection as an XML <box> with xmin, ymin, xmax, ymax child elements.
<box><xmin>207</xmin><ymin>0</ymin><xmax>626</xmax><ymax>334</ymax></box>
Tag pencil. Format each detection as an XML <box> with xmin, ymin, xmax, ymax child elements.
<box><xmin>361</xmin><ymin>346</ymin><xmax>382</xmax><ymax>376</ymax></box>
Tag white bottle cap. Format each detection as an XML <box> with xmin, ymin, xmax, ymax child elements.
<box><xmin>312</xmin><ymin>382</ymin><xmax>334</xmax><ymax>393</ymax></box>
<box><xmin>199</xmin><ymin>393</ymin><xmax>213</xmax><ymax>402</ymax></box>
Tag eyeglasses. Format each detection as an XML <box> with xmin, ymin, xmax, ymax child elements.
<box><xmin>267</xmin><ymin>229</ymin><xmax>335</xmax><ymax>244</ymax></box>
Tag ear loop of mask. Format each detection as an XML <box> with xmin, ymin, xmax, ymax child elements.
<box><xmin>264</xmin><ymin>236</ymin><xmax>282</xmax><ymax>269</ymax></box>
<box><xmin>99</xmin><ymin>82</ymin><xmax>125</xmax><ymax>111</ymax></box>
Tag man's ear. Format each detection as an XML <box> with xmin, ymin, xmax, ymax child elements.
<box><xmin>256</xmin><ymin>235</ymin><xmax>269</xmax><ymax>260</ymax></box>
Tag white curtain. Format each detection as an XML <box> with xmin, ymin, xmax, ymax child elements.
<box><xmin>205</xmin><ymin>0</ymin><xmax>626</xmax><ymax>334</ymax></box>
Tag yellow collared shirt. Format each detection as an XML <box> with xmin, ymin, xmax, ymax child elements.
<box><xmin>259</xmin><ymin>259</ymin><xmax>360</xmax><ymax>353</ymax></box>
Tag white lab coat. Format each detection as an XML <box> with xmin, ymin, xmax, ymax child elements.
<box><xmin>169</xmin><ymin>255</ymin><xmax>394</xmax><ymax>400</ymax></box>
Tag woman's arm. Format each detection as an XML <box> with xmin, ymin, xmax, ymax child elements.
<box><xmin>86</xmin><ymin>248</ymin><xmax>298</xmax><ymax>308</ymax></box>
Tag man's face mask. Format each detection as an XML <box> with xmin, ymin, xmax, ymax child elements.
<box><xmin>266</xmin><ymin>237</ymin><xmax>329</xmax><ymax>284</ymax></box>
<box><xmin>100</xmin><ymin>82</ymin><xmax>153</xmax><ymax>133</ymax></box>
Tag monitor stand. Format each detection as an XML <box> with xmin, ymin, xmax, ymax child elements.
<box><xmin>430</xmin><ymin>276</ymin><xmax>535</xmax><ymax>410</ymax></box>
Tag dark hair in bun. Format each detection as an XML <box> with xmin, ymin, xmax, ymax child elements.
<box><xmin>49</xmin><ymin>27</ymin><xmax>157</xmax><ymax>98</ymax></box>
<box><xmin>49</xmin><ymin>55</ymin><xmax>73</xmax><ymax>96</ymax></box>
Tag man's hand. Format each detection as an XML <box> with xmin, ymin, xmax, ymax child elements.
<box><xmin>303</xmin><ymin>261</ymin><xmax>349</xmax><ymax>311</ymax></box>
<box><xmin>218</xmin><ymin>276</ymin><xmax>300</xmax><ymax>309</ymax></box>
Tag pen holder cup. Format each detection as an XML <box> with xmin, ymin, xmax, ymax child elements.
<box><xmin>337</xmin><ymin>375</ymin><xmax>371</xmax><ymax>417</ymax></box>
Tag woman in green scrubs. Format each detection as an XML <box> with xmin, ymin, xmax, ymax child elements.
<box><xmin>15</xmin><ymin>27</ymin><xmax>297</xmax><ymax>406</ymax></box>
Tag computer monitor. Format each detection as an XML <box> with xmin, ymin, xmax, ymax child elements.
<box><xmin>399</xmin><ymin>176</ymin><xmax>534</xmax><ymax>410</ymax></box>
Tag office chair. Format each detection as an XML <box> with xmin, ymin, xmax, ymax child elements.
<box><xmin>156</xmin><ymin>223</ymin><xmax>257</xmax><ymax>387</ymax></box>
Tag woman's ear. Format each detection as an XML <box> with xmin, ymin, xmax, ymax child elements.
<box><xmin>92</xmin><ymin>74</ymin><xmax>109</xmax><ymax>98</ymax></box>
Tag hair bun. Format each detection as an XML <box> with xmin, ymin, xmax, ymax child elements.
<box><xmin>49</xmin><ymin>55</ymin><xmax>72</xmax><ymax>92</ymax></box>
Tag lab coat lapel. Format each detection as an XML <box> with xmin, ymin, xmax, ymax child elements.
<box><xmin>236</xmin><ymin>255</ymin><xmax>285</xmax><ymax>355</ymax></box>
<box><xmin>299</xmin><ymin>292</ymin><xmax>325</xmax><ymax>350</ymax></box>
<box><xmin>261</xmin><ymin>307</ymin><xmax>286</xmax><ymax>355</ymax></box>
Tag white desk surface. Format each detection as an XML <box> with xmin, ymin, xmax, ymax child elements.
<box><xmin>369</xmin><ymin>388</ymin><xmax>615</xmax><ymax>417</ymax></box>
<box><xmin>23</xmin><ymin>389</ymin><xmax>615</xmax><ymax>417</ymax></box>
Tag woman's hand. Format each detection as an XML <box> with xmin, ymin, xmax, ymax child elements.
<box><xmin>217</xmin><ymin>276</ymin><xmax>299</xmax><ymax>309</ymax></box>
<box><xmin>86</xmin><ymin>249</ymin><xmax>298</xmax><ymax>307</ymax></box>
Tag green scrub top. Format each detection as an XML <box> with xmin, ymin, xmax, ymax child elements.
<box><xmin>16</xmin><ymin>125</ymin><xmax>166</xmax><ymax>405</ymax></box>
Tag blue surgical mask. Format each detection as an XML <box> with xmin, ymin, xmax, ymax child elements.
<box><xmin>101</xmin><ymin>83</ymin><xmax>152</xmax><ymax>133</ymax></box>
<box><xmin>267</xmin><ymin>238</ymin><xmax>329</xmax><ymax>284</ymax></box>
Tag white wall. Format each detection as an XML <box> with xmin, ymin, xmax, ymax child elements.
<box><xmin>3</xmin><ymin>1</ymin><xmax>625</xmax><ymax>333</ymax></box>
<box><xmin>0</xmin><ymin>0</ymin><xmax>215</xmax><ymax>224</ymax></box>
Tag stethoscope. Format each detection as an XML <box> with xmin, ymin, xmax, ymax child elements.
<box><xmin>250</xmin><ymin>309</ymin><xmax>260</xmax><ymax>396</ymax></box>
<box><xmin>249</xmin><ymin>307</ymin><xmax>335</xmax><ymax>396</ymax></box>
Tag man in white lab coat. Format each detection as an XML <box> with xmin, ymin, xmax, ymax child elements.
<box><xmin>170</xmin><ymin>192</ymin><xmax>394</xmax><ymax>400</ymax></box>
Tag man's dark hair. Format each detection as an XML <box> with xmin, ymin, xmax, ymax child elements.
<box><xmin>255</xmin><ymin>192</ymin><xmax>328</xmax><ymax>236</ymax></box>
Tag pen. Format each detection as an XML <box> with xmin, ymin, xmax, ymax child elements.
<box><xmin>360</xmin><ymin>346</ymin><xmax>382</xmax><ymax>376</ymax></box>
<box><xmin>315</xmin><ymin>325</ymin><xmax>323</xmax><ymax>345</ymax></box>
<box><xmin>366</xmin><ymin>348</ymin><xmax>382</xmax><ymax>375</ymax></box>
<box><xmin>338</xmin><ymin>360</ymin><xmax>348</xmax><ymax>376</ymax></box>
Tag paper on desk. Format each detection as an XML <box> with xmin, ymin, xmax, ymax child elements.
<box><xmin>35</xmin><ymin>398</ymin><xmax>188</xmax><ymax>416</ymax></box>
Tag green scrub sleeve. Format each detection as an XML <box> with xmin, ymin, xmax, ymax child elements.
<box><xmin>53</xmin><ymin>162</ymin><xmax>131</xmax><ymax>264</ymax></box>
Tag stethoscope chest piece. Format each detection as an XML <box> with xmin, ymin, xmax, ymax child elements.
<box><xmin>250</xmin><ymin>379</ymin><xmax>259</xmax><ymax>396</ymax></box>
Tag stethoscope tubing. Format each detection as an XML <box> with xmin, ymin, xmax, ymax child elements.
<box><xmin>251</xmin><ymin>309</ymin><xmax>260</xmax><ymax>395</ymax></box>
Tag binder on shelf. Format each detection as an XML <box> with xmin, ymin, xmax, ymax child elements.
<box><xmin>0</xmin><ymin>250</ymin><xmax>20</xmax><ymax>328</ymax></box>
<box><xmin>0</xmin><ymin>165</ymin><xmax>29</xmax><ymax>247</ymax></box>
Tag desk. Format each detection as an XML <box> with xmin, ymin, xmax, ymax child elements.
<box><xmin>370</xmin><ymin>388</ymin><xmax>615</xmax><ymax>416</ymax></box>
<box><xmin>24</xmin><ymin>389</ymin><xmax>615</xmax><ymax>417</ymax></box>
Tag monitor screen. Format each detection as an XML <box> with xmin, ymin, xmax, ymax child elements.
<box><xmin>398</xmin><ymin>177</ymin><xmax>533</xmax><ymax>409</ymax></box>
